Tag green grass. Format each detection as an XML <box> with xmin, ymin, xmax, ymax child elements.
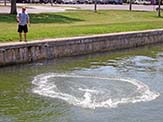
<box><xmin>0</xmin><ymin>10</ymin><xmax>163</xmax><ymax>42</ymax></box>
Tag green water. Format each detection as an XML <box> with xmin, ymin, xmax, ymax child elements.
<box><xmin>0</xmin><ymin>44</ymin><xmax>163</xmax><ymax>122</ymax></box>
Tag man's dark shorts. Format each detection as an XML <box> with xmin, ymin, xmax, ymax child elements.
<box><xmin>18</xmin><ymin>24</ymin><xmax>28</xmax><ymax>33</ymax></box>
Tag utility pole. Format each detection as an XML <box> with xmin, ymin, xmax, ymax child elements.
<box><xmin>158</xmin><ymin>0</ymin><xmax>161</xmax><ymax>17</ymax></box>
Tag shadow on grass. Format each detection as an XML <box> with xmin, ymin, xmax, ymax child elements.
<box><xmin>31</xmin><ymin>13</ymin><xmax>83</xmax><ymax>23</ymax></box>
<box><xmin>0</xmin><ymin>13</ymin><xmax>83</xmax><ymax>24</ymax></box>
<box><xmin>152</xmin><ymin>15</ymin><xmax>163</xmax><ymax>18</ymax></box>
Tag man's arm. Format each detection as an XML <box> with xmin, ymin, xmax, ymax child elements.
<box><xmin>27</xmin><ymin>14</ymin><xmax>30</xmax><ymax>27</ymax></box>
<box><xmin>16</xmin><ymin>13</ymin><xmax>20</xmax><ymax>23</ymax></box>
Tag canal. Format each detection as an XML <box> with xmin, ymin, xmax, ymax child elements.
<box><xmin>0</xmin><ymin>44</ymin><xmax>163</xmax><ymax>122</ymax></box>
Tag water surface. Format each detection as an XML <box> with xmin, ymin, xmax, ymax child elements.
<box><xmin>0</xmin><ymin>44</ymin><xmax>163</xmax><ymax>122</ymax></box>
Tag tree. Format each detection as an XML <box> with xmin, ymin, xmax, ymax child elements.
<box><xmin>50</xmin><ymin>0</ymin><xmax>53</xmax><ymax>6</ymax></box>
<box><xmin>4</xmin><ymin>0</ymin><xmax>7</xmax><ymax>6</ymax></box>
<box><xmin>129</xmin><ymin>0</ymin><xmax>132</xmax><ymax>11</ymax></box>
<box><xmin>10</xmin><ymin>0</ymin><xmax>17</xmax><ymax>14</ymax></box>
<box><xmin>158</xmin><ymin>0</ymin><xmax>161</xmax><ymax>17</ymax></box>
<box><xmin>94</xmin><ymin>0</ymin><xmax>97</xmax><ymax>12</ymax></box>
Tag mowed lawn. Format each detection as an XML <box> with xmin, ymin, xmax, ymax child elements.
<box><xmin>0</xmin><ymin>10</ymin><xmax>163</xmax><ymax>42</ymax></box>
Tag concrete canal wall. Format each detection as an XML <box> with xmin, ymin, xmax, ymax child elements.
<box><xmin>1</xmin><ymin>29</ymin><xmax>163</xmax><ymax>66</ymax></box>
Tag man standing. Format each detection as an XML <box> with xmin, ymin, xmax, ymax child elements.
<box><xmin>16</xmin><ymin>7</ymin><xmax>30</xmax><ymax>42</ymax></box>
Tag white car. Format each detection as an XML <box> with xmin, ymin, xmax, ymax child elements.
<box><xmin>63</xmin><ymin>0</ymin><xmax>77</xmax><ymax>4</ymax></box>
<box><xmin>134</xmin><ymin>0</ymin><xmax>151</xmax><ymax>5</ymax></box>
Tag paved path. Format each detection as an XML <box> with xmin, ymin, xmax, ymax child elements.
<box><xmin>60</xmin><ymin>4</ymin><xmax>158</xmax><ymax>11</ymax></box>
<box><xmin>0</xmin><ymin>3</ymin><xmax>159</xmax><ymax>13</ymax></box>
<box><xmin>0</xmin><ymin>4</ymin><xmax>76</xmax><ymax>13</ymax></box>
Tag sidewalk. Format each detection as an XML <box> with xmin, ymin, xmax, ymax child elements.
<box><xmin>0</xmin><ymin>3</ymin><xmax>158</xmax><ymax>14</ymax></box>
<box><xmin>0</xmin><ymin>3</ymin><xmax>76</xmax><ymax>13</ymax></box>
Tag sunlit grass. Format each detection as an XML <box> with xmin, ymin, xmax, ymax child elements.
<box><xmin>0</xmin><ymin>10</ymin><xmax>163</xmax><ymax>42</ymax></box>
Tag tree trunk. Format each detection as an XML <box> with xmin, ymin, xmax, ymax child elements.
<box><xmin>4</xmin><ymin>0</ymin><xmax>7</xmax><ymax>6</ymax></box>
<box><xmin>94</xmin><ymin>0</ymin><xmax>97</xmax><ymax>13</ymax></box>
<box><xmin>50</xmin><ymin>0</ymin><xmax>53</xmax><ymax>6</ymax></box>
<box><xmin>10</xmin><ymin>0</ymin><xmax>17</xmax><ymax>14</ymax></box>
<box><xmin>158</xmin><ymin>0</ymin><xmax>161</xmax><ymax>17</ymax></box>
<box><xmin>129</xmin><ymin>0</ymin><xmax>132</xmax><ymax>11</ymax></box>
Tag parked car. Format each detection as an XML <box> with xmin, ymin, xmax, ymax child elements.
<box><xmin>107</xmin><ymin>0</ymin><xmax>123</xmax><ymax>4</ymax></box>
<box><xmin>16</xmin><ymin>0</ymin><xmax>55</xmax><ymax>3</ymax></box>
<box><xmin>62</xmin><ymin>0</ymin><xmax>77</xmax><ymax>4</ymax></box>
<box><xmin>76</xmin><ymin>0</ymin><xmax>85</xmax><ymax>4</ymax></box>
<box><xmin>95</xmin><ymin>0</ymin><xmax>122</xmax><ymax>4</ymax></box>
<box><xmin>76</xmin><ymin>0</ymin><xmax>93</xmax><ymax>4</ymax></box>
<box><xmin>134</xmin><ymin>0</ymin><xmax>151</xmax><ymax>5</ymax></box>
<box><xmin>84</xmin><ymin>0</ymin><xmax>93</xmax><ymax>4</ymax></box>
<box><xmin>39</xmin><ymin>0</ymin><xmax>56</xmax><ymax>3</ymax></box>
<box><xmin>55</xmin><ymin>0</ymin><xmax>64</xmax><ymax>3</ymax></box>
<box><xmin>92</xmin><ymin>0</ymin><xmax>104</xmax><ymax>4</ymax></box>
<box><xmin>16</xmin><ymin>0</ymin><xmax>26</xmax><ymax>3</ymax></box>
<box><xmin>0</xmin><ymin>0</ymin><xmax>10</xmax><ymax>3</ymax></box>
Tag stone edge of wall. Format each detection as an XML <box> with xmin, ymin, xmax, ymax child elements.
<box><xmin>0</xmin><ymin>29</ymin><xmax>163</xmax><ymax>66</ymax></box>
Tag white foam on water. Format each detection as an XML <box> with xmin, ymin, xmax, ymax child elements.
<box><xmin>32</xmin><ymin>73</ymin><xmax>160</xmax><ymax>109</ymax></box>
<box><xmin>78</xmin><ymin>88</ymin><xmax>100</xmax><ymax>94</ymax></box>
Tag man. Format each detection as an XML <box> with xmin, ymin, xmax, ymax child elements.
<box><xmin>16</xmin><ymin>7</ymin><xmax>30</xmax><ymax>42</ymax></box>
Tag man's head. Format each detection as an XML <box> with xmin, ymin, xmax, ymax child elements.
<box><xmin>22</xmin><ymin>7</ymin><xmax>26</xmax><ymax>13</ymax></box>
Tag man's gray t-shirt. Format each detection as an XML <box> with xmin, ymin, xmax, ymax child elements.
<box><xmin>17</xmin><ymin>12</ymin><xmax>29</xmax><ymax>26</ymax></box>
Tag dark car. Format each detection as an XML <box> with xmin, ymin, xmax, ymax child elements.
<box><xmin>16</xmin><ymin>0</ymin><xmax>26</xmax><ymax>3</ymax></box>
<box><xmin>0</xmin><ymin>0</ymin><xmax>10</xmax><ymax>3</ymax></box>
<box><xmin>16</xmin><ymin>0</ymin><xmax>39</xmax><ymax>3</ymax></box>
<box><xmin>16</xmin><ymin>0</ymin><xmax>55</xmax><ymax>3</ymax></box>
<box><xmin>55</xmin><ymin>0</ymin><xmax>64</xmax><ymax>3</ymax></box>
<box><xmin>107</xmin><ymin>0</ymin><xmax>123</xmax><ymax>4</ymax></box>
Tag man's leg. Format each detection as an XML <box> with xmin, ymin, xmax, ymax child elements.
<box><xmin>24</xmin><ymin>33</ymin><xmax>27</xmax><ymax>42</ymax></box>
<box><xmin>19</xmin><ymin>33</ymin><xmax>22</xmax><ymax>42</ymax></box>
<box><xmin>24</xmin><ymin>25</ymin><xmax>28</xmax><ymax>42</ymax></box>
<box><xmin>18</xmin><ymin>25</ymin><xmax>22</xmax><ymax>42</ymax></box>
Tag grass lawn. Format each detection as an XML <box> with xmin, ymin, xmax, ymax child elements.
<box><xmin>0</xmin><ymin>10</ymin><xmax>163</xmax><ymax>42</ymax></box>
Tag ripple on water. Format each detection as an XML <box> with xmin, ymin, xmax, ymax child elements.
<box><xmin>32</xmin><ymin>73</ymin><xmax>160</xmax><ymax>109</ymax></box>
